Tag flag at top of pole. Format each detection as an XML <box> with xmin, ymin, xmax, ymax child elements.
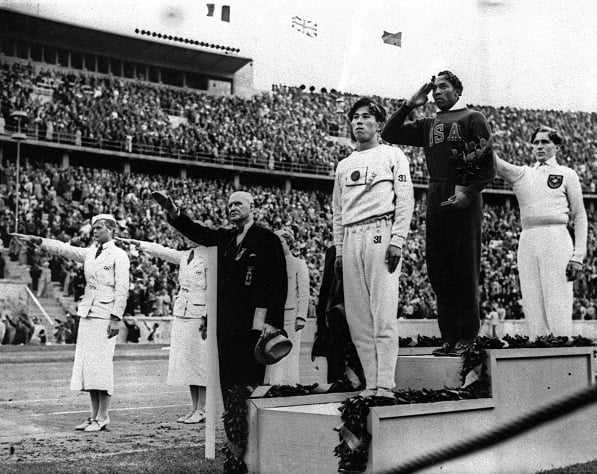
<box><xmin>382</xmin><ymin>30</ymin><xmax>402</xmax><ymax>47</ymax></box>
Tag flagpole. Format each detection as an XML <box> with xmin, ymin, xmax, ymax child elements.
<box><xmin>205</xmin><ymin>246</ymin><xmax>220</xmax><ymax>460</ymax></box>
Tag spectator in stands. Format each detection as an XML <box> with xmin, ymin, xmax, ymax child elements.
<box><xmin>53</xmin><ymin>318</ymin><xmax>70</xmax><ymax>344</ymax></box>
<box><xmin>37</xmin><ymin>260</ymin><xmax>52</xmax><ymax>297</ymax></box>
<box><xmin>29</xmin><ymin>260</ymin><xmax>42</xmax><ymax>293</ymax></box>
<box><xmin>4</xmin><ymin>58</ymin><xmax>595</xmax><ymax>190</ymax></box>
<box><xmin>29</xmin><ymin>316</ymin><xmax>46</xmax><ymax>345</ymax></box>
<box><xmin>0</xmin><ymin>308</ymin><xmax>9</xmax><ymax>344</ymax></box>
<box><xmin>143</xmin><ymin>320</ymin><xmax>162</xmax><ymax>343</ymax></box>
<box><xmin>64</xmin><ymin>312</ymin><xmax>80</xmax><ymax>344</ymax></box>
<box><xmin>12</xmin><ymin>310</ymin><xmax>33</xmax><ymax>345</ymax></box>
<box><xmin>2</xmin><ymin>313</ymin><xmax>19</xmax><ymax>345</ymax></box>
<box><xmin>123</xmin><ymin>314</ymin><xmax>141</xmax><ymax>343</ymax></box>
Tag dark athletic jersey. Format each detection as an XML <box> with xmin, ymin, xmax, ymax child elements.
<box><xmin>382</xmin><ymin>105</ymin><xmax>496</xmax><ymax>197</ymax></box>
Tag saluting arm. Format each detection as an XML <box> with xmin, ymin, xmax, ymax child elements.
<box><xmin>40</xmin><ymin>238</ymin><xmax>89</xmax><ymax>263</ymax></box>
<box><xmin>169</xmin><ymin>212</ymin><xmax>222</xmax><ymax>247</ymax></box>
<box><xmin>382</xmin><ymin>80</ymin><xmax>434</xmax><ymax>146</ymax></box>
<box><xmin>381</xmin><ymin>104</ymin><xmax>427</xmax><ymax>147</ymax></box>
<box><xmin>138</xmin><ymin>241</ymin><xmax>186</xmax><ymax>266</ymax></box>
<box><xmin>495</xmin><ymin>153</ymin><xmax>525</xmax><ymax>185</ymax></box>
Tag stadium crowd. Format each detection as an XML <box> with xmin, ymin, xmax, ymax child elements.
<box><xmin>1</xmin><ymin>57</ymin><xmax>596</xmax><ymax>345</ymax></box>
<box><xmin>2</xmin><ymin>59</ymin><xmax>597</xmax><ymax>191</ymax></box>
<box><xmin>1</xmin><ymin>159</ymin><xmax>596</xmax><ymax>346</ymax></box>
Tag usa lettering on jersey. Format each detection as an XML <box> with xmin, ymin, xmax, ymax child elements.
<box><xmin>429</xmin><ymin>123</ymin><xmax>462</xmax><ymax>146</ymax></box>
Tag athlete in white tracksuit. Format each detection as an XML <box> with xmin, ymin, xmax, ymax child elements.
<box><xmin>332</xmin><ymin>98</ymin><xmax>415</xmax><ymax>397</ymax></box>
<box><xmin>496</xmin><ymin>126</ymin><xmax>587</xmax><ymax>338</ymax></box>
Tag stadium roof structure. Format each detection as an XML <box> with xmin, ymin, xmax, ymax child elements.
<box><xmin>0</xmin><ymin>8</ymin><xmax>251</xmax><ymax>76</ymax></box>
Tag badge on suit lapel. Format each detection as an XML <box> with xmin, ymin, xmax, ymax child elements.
<box><xmin>235</xmin><ymin>247</ymin><xmax>246</xmax><ymax>261</ymax></box>
<box><xmin>245</xmin><ymin>266</ymin><xmax>253</xmax><ymax>286</ymax></box>
<box><xmin>547</xmin><ymin>174</ymin><xmax>563</xmax><ymax>189</ymax></box>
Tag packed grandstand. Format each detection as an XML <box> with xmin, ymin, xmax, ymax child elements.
<box><xmin>1</xmin><ymin>21</ymin><xmax>596</xmax><ymax>343</ymax></box>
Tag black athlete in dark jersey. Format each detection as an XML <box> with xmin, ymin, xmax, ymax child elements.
<box><xmin>382</xmin><ymin>71</ymin><xmax>496</xmax><ymax>356</ymax></box>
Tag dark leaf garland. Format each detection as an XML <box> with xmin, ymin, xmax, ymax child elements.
<box><xmin>415</xmin><ymin>335</ymin><xmax>444</xmax><ymax>347</ymax></box>
<box><xmin>502</xmin><ymin>333</ymin><xmax>594</xmax><ymax>348</ymax></box>
<box><xmin>221</xmin><ymin>382</ymin><xmax>349</xmax><ymax>472</ymax></box>
<box><xmin>221</xmin><ymin>385</ymin><xmax>251</xmax><ymax>474</ymax></box>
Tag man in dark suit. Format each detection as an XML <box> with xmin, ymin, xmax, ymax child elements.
<box><xmin>153</xmin><ymin>190</ymin><xmax>287</xmax><ymax>403</ymax></box>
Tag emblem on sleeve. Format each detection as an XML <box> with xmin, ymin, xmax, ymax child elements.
<box><xmin>547</xmin><ymin>174</ymin><xmax>563</xmax><ymax>189</ymax></box>
<box><xmin>351</xmin><ymin>170</ymin><xmax>361</xmax><ymax>181</ymax></box>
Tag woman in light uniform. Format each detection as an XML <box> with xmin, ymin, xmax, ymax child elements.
<box><xmin>12</xmin><ymin>214</ymin><xmax>130</xmax><ymax>432</ymax></box>
<box><xmin>265</xmin><ymin>229</ymin><xmax>309</xmax><ymax>386</ymax></box>
<box><xmin>118</xmin><ymin>237</ymin><xmax>208</xmax><ymax>424</ymax></box>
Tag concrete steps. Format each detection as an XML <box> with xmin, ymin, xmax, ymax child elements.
<box><xmin>2</xmin><ymin>250</ymin><xmax>30</xmax><ymax>283</ymax></box>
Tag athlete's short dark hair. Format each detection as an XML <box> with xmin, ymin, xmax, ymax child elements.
<box><xmin>348</xmin><ymin>97</ymin><xmax>386</xmax><ymax>123</ymax></box>
<box><xmin>436</xmin><ymin>70</ymin><xmax>463</xmax><ymax>95</ymax></box>
<box><xmin>531</xmin><ymin>126</ymin><xmax>563</xmax><ymax>145</ymax></box>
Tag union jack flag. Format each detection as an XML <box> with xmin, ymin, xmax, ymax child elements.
<box><xmin>291</xmin><ymin>16</ymin><xmax>317</xmax><ymax>38</ymax></box>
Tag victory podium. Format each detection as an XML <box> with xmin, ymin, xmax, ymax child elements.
<box><xmin>244</xmin><ymin>346</ymin><xmax>596</xmax><ymax>473</ymax></box>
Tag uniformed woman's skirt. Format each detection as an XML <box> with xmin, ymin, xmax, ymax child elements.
<box><xmin>70</xmin><ymin>317</ymin><xmax>117</xmax><ymax>395</ymax></box>
<box><xmin>167</xmin><ymin>317</ymin><xmax>206</xmax><ymax>386</ymax></box>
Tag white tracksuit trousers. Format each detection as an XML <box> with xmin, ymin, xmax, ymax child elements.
<box><xmin>518</xmin><ymin>225</ymin><xmax>574</xmax><ymax>338</ymax></box>
<box><xmin>343</xmin><ymin>218</ymin><xmax>400</xmax><ymax>390</ymax></box>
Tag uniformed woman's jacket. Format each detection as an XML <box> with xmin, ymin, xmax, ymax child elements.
<box><xmin>139</xmin><ymin>242</ymin><xmax>208</xmax><ymax>319</ymax></box>
<box><xmin>41</xmin><ymin>238</ymin><xmax>130</xmax><ymax>319</ymax></box>
<box><xmin>283</xmin><ymin>255</ymin><xmax>309</xmax><ymax>322</ymax></box>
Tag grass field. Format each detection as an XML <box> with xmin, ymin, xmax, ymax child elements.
<box><xmin>3</xmin><ymin>446</ymin><xmax>597</xmax><ymax>473</ymax></box>
<box><xmin>541</xmin><ymin>461</ymin><xmax>597</xmax><ymax>474</ymax></box>
<box><xmin>3</xmin><ymin>446</ymin><xmax>222</xmax><ymax>474</ymax></box>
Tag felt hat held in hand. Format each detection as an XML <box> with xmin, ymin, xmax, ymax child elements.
<box><xmin>255</xmin><ymin>328</ymin><xmax>293</xmax><ymax>365</ymax></box>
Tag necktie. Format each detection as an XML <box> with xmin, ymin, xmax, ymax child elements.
<box><xmin>226</xmin><ymin>227</ymin><xmax>243</xmax><ymax>258</ymax></box>
<box><xmin>95</xmin><ymin>245</ymin><xmax>103</xmax><ymax>259</ymax></box>
<box><xmin>187</xmin><ymin>249</ymin><xmax>195</xmax><ymax>264</ymax></box>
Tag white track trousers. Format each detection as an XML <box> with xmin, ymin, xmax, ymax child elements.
<box><xmin>518</xmin><ymin>225</ymin><xmax>573</xmax><ymax>337</ymax></box>
<box><xmin>343</xmin><ymin>217</ymin><xmax>400</xmax><ymax>390</ymax></box>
